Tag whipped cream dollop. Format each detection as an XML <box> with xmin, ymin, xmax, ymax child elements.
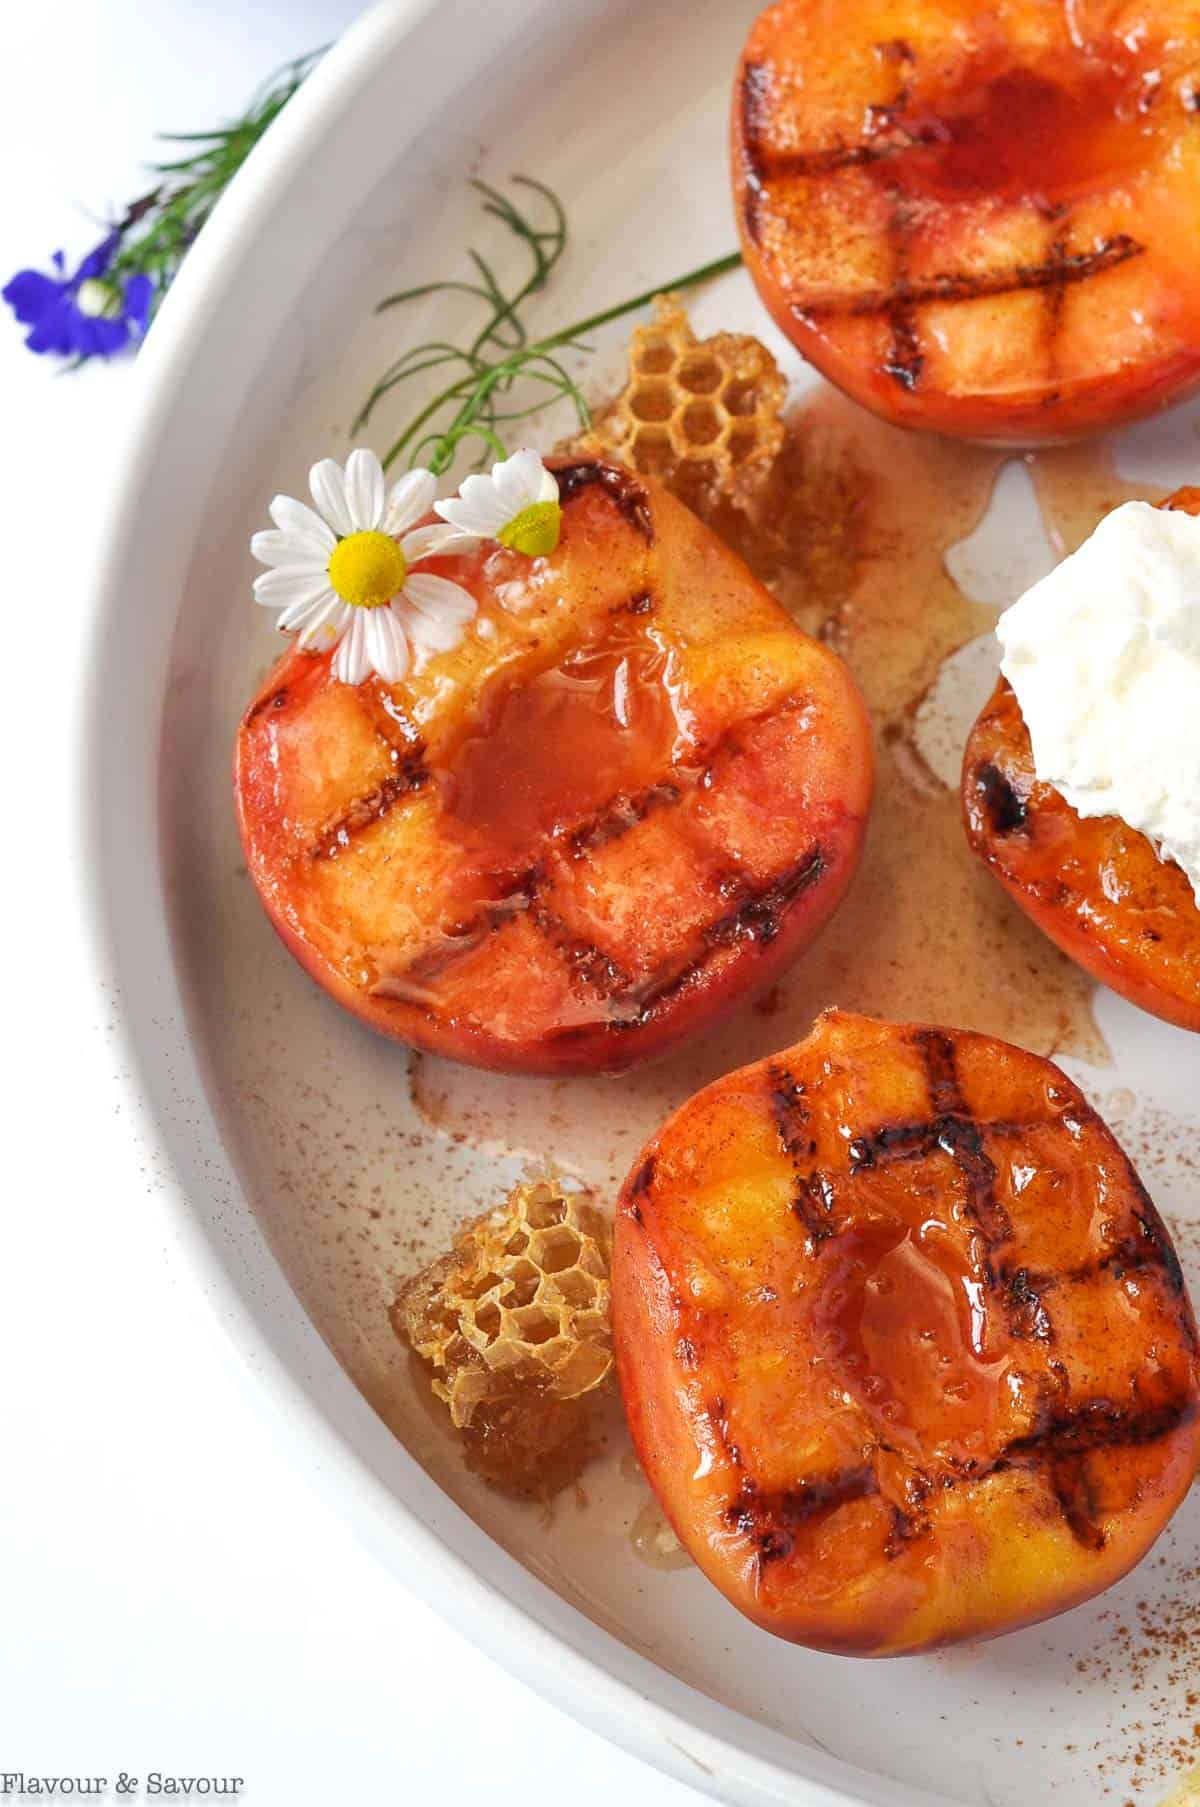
<box><xmin>996</xmin><ymin>499</ymin><xmax>1200</xmax><ymax>906</ymax></box>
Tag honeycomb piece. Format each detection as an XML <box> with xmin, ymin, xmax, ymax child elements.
<box><xmin>392</xmin><ymin>1175</ymin><xmax>612</xmax><ymax>1499</ymax></box>
<box><xmin>574</xmin><ymin>300</ymin><xmax>859</xmax><ymax>636</ymax></box>
<box><xmin>574</xmin><ymin>294</ymin><xmax>787</xmax><ymax>515</ymax></box>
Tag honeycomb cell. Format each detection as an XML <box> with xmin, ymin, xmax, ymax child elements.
<box><xmin>630</xmin><ymin>385</ymin><xmax>674</xmax><ymax>423</ymax></box>
<box><xmin>727</xmin><ymin>425</ymin><xmax>759</xmax><ymax>466</ymax></box>
<box><xmin>573</xmin><ymin>296</ymin><xmax>787</xmax><ymax>515</ymax></box>
<box><xmin>634</xmin><ymin>342</ymin><xmax>675</xmax><ymax>376</ymax></box>
<box><xmin>680</xmin><ymin>400</ymin><xmax>722</xmax><ymax>445</ymax></box>
<box><xmin>677</xmin><ymin>356</ymin><xmax>723</xmax><ymax>396</ymax></box>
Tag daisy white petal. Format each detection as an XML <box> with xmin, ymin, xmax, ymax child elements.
<box><xmin>279</xmin><ymin>587</ymin><xmax>338</xmax><ymax>634</ymax></box>
<box><xmin>493</xmin><ymin>447</ymin><xmax>544</xmax><ymax>513</ymax></box>
<box><xmin>253</xmin><ymin>553</ymin><xmax>331</xmax><ymax>586</ymax></box>
<box><xmin>253</xmin><ymin>567</ymin><xmax>332</xmax><ymax>610</ymax></box>
<box><xmin>464</xmin><ymin>470</ymin><xmax>514</xmax><ymax>516</ymax></box>
<box><xmin>401</xmin><ymin>523</ymin><xmax>477</xmax><ymax>563</ymax></box>
<box><xmin>343</xmin><ymin>448</ymin><xmax>386</xmax><ymax>531</ymax></box>
<box><xmin>435</xmin><ymin>471</ymin><xmax>509</xmax><ymax>537</ymax></box>
<box><xmin>403</xmin><ymin>571</ymin><xmax>478</xmax><ymax>626</ymax></box>
<box><xmin>537</xmin><ymin>463</ymin><xmax>560</xmax><ymax>503</ymax></box>
<box><xmin>309</xmin><ymin>458</ymin><xmax>355</xmax><ymax>537</ymax></box>
<box><xmin>295</xmin><ymin>595</ymin><xmax>350</xmax><ymax>648</ymax></box>
<box><xmin>382</xmin><ymin>468</ymin><xmax>437</xmax><ymax>537</ymax></box>
<box><xmin>432</xmin><ymin>500</ymin><xmax>500</xmax><ymax>538</ymax></box>
<box><xmin>332</xmin><ymin>609</ymin><xmax>371</xmax><ymax>685</ymax></box>
<box><xmin>434</xmin><ymin>449</ymin><xmax>561</xmax><ymax>555</ymax></box>
<box><xmin>251</xmin><ymin>530</ymin><xmax>330</xmax><ymax>570</ymax></box>
<box><xmin>366</xmin><ymin>605</ymin><xmax>411</xmax><ymax>684</ymax></box>
<box><xmin>267</xmin><ymin>494</ymin><xmax>337</xmax><ymax>553</ymax></box>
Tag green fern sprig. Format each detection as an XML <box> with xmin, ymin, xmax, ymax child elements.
<box><xmin>107</xmin><ymin>48</ymin><xmax>327</xmax><ymax>310</ymax></box>
<box><xmin>355</xmin><ymin>176</ymin><xmax>742</xmax><ymax>474</ymax></box>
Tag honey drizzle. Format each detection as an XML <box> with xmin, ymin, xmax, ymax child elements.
<box><xmin>441</xmin><ymin>614</ymin><xmax>694</xmax><ymax>857</ymax></box>
<box><xmin>1023</xmin><ymin>439</ymin><xmax>1150</xmax><ymax>556</ymax></box>
<box><xmin>740</xmin><ymin>390</ymin><xmax>1110</xmax><ymax>1065</ymax></box>
<box><xmin>629</xmin><ymin>1495</ymin><xmax>693</xmax><ymax>1571</ymax></box>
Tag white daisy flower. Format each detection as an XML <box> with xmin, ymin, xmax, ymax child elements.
<box><xmin>250</xmin><ymin>448</ymin><xmax>476</xmax><ymax>687</ymax></box>
<box><xmin>433</xmin><ymin>447</ymin><xmax>562</xmax><ymax>557</ymax></box>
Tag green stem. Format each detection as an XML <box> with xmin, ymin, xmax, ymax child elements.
<box><xmin>379</xmin><ymin>248</ymin><xmax>743</xmax><ymax>472</ymax></box>
<box><xmin>535</xmin><ymin>249</ymin><xmax>743</xmax><ymax>352</ymax></box>
<box><xmin>381</xmin><ymin>370</ymin><xmax>486</xmax><ymax>470</ymax></box>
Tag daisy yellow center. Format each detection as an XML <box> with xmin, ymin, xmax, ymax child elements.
<box><xmin>497</xmin><ymin>500</ymin><xmax>562</xmax><ymax>558</ymax></box>
<box><xmin>327</xmin><ymin>530</ymin><xmax>406</xmax><ymax>609</ymax></box>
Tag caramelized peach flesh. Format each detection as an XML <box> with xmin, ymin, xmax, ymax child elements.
<box><xmin>235</xmin><ymin>461</ymin><xmax>873</xmax><ymax>1075</ymax></box>
<box><xmin>963</xmin><ymin>678</ymin><xmax>1200</xmax><ymax>1032</ymax></box>
<box><xmin>733</xmin><ymin>0</ymin><xmax>1200</xmax><ymax>442</ymax></box>
<box><xmin>962</xmin><ymin>487</ymin><xmax>1200</xmax><ymax>1033</ymax></box>
<box><xmin>613</xmin><ymin>1010</ymin><xmax>1200</xmax><ymax>1655</ymax></box>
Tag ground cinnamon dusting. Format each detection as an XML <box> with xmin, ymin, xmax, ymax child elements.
<box><xmin>1069</xmin><ymin>1563</ymin><xmax>1200</xmax><ymax>1797</ymax></box>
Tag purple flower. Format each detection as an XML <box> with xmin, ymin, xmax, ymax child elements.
<box><xmin>3</xmin><ymin>232</ymin><xmax>153</xmax><ymax>359</ymax></box>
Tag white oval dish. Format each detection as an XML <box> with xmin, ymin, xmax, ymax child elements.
<box><xmin>83</xmin><ymin>3</ymin><xmax>1200</xmax><ymax>1805</ymax></box>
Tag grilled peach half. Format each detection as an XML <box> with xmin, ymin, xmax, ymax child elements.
<box><xmin>235</xmin><ymin>461</ymin><xmax>873</xmax><ymax>1075</ymax></box>
<box><xmin>963</xmin><ymin>679</ymin><xmax>1200</xmax><ymax>1032</ymax></box>
<box><xmin>614</xmin><ymin>1010</ymin><xmax>1200</xmax><ymax>1655</ymax></box>
<box><xmin>733</xmin><ymin>0</ymin><xmax>1200</xmax><ymax>442</ymax></box>
<box><xmin>962</xmin><ymin>487</ymin><xmax>1200</xmax><ymax>1032</ymax></box>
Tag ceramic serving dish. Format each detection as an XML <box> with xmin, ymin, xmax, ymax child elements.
<box><xmin>84</xmin><ymin>2</ymin><xmax>1200</xmax><ymax>1801</ymax></box>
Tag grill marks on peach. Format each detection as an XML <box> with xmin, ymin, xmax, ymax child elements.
<box><xmin>616</xmin><ymin>843</ymin><xmax>827</xmax><ymax>1026</ymax></box>
<box><xmin>377</xmin><ymin>830</ymin><xmax>829</xmax><ymax>1036</ymax></box>
<box><xmin>768</xmin><ymin>1067</ymin><xmax>837</xmax><ymax>1246</ymax></box>
<box><xmin>566</xmin><ymin>779</ymin><xmax>681</xmax><ymax>859</ymax></box>
<box><xmin>875</xmin><ymin>40</ymin><xmax>924</xmax><ymax>393</ymax></box>
<box><xmin>304</xmin><ymin>674</ymin><xmax>828</xmax><ymax>1032</ymax></box>
<box><xmin>726</xmin><ymin>1467</ymin><xmax>880</xmax><ymax>1566</ymax></box>
<box><xmin>302</xmin><ymin>686</ymin><xmax>432</xmax><ymax>858</ymax></box>
<box><xmin>963</xmin><ymin>675</ymin><xmax>1200</xmax><ymax>1030</ymax></box>
<box><xmin>310</xmin><ymin>750</ymin><xmax>430</xmax><ymax>860</ymax></box>
<box><xmin>770</xmin><ymin>1031</ymin><xmax>1015</xmax><ymax>1259</ymax></box>
<box><xmin>736</xmin><ymin>60</ymin><xmax>771</xmax><ymax>243</ymax></box>
<box><xmin>734</xmin><ymin>25</ymin><xmax>1158</xmax><ymax>398</ymax></box>
<box><xmin>792</xmin><ymin>233</ymin><xmax>1144</xmax><ymax>324</ymax></box>
<box><xmin>1002</xmin><ymin>1397</ymin><xmax>1198</xmax><ymax>1556</ymax></box>
<box><xmin>738</xmin><ymin>39</ymin><xmax>950</xmax><ymax>189</ymax></box>
<box><xmin>555</xmin><ymin>460</ymin><xmax>655</xmax><ymax>540</ymax></box>
<box><xmin>727</xmin><ymin>1396</ymin><xmax>1199</xmax><ymax>1573</ymax></box>
<box><xmin>971</xmin><ymin>757</ymin><xmax>1029</xmax><ymax>838</ymax></box>
<box><xmin>910</xmin><ymin>1028</ymin><xmax>1014</xmax><ymax>1249</ymax></box>
<box><xmin>880</xmin><ymin>187</ymin><xmax>924</xmax><ymax>392</ymax></box>
<box><xmin>699</xmin><ymin>1030</ymin><xmax>1195</xmax><ymax>1564</ymax></box>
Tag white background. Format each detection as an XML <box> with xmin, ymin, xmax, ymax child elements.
<box><xmin>0</xmin><ymin>4</ymin><xmax>700</xmax><ymax>1802</ymax></box>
